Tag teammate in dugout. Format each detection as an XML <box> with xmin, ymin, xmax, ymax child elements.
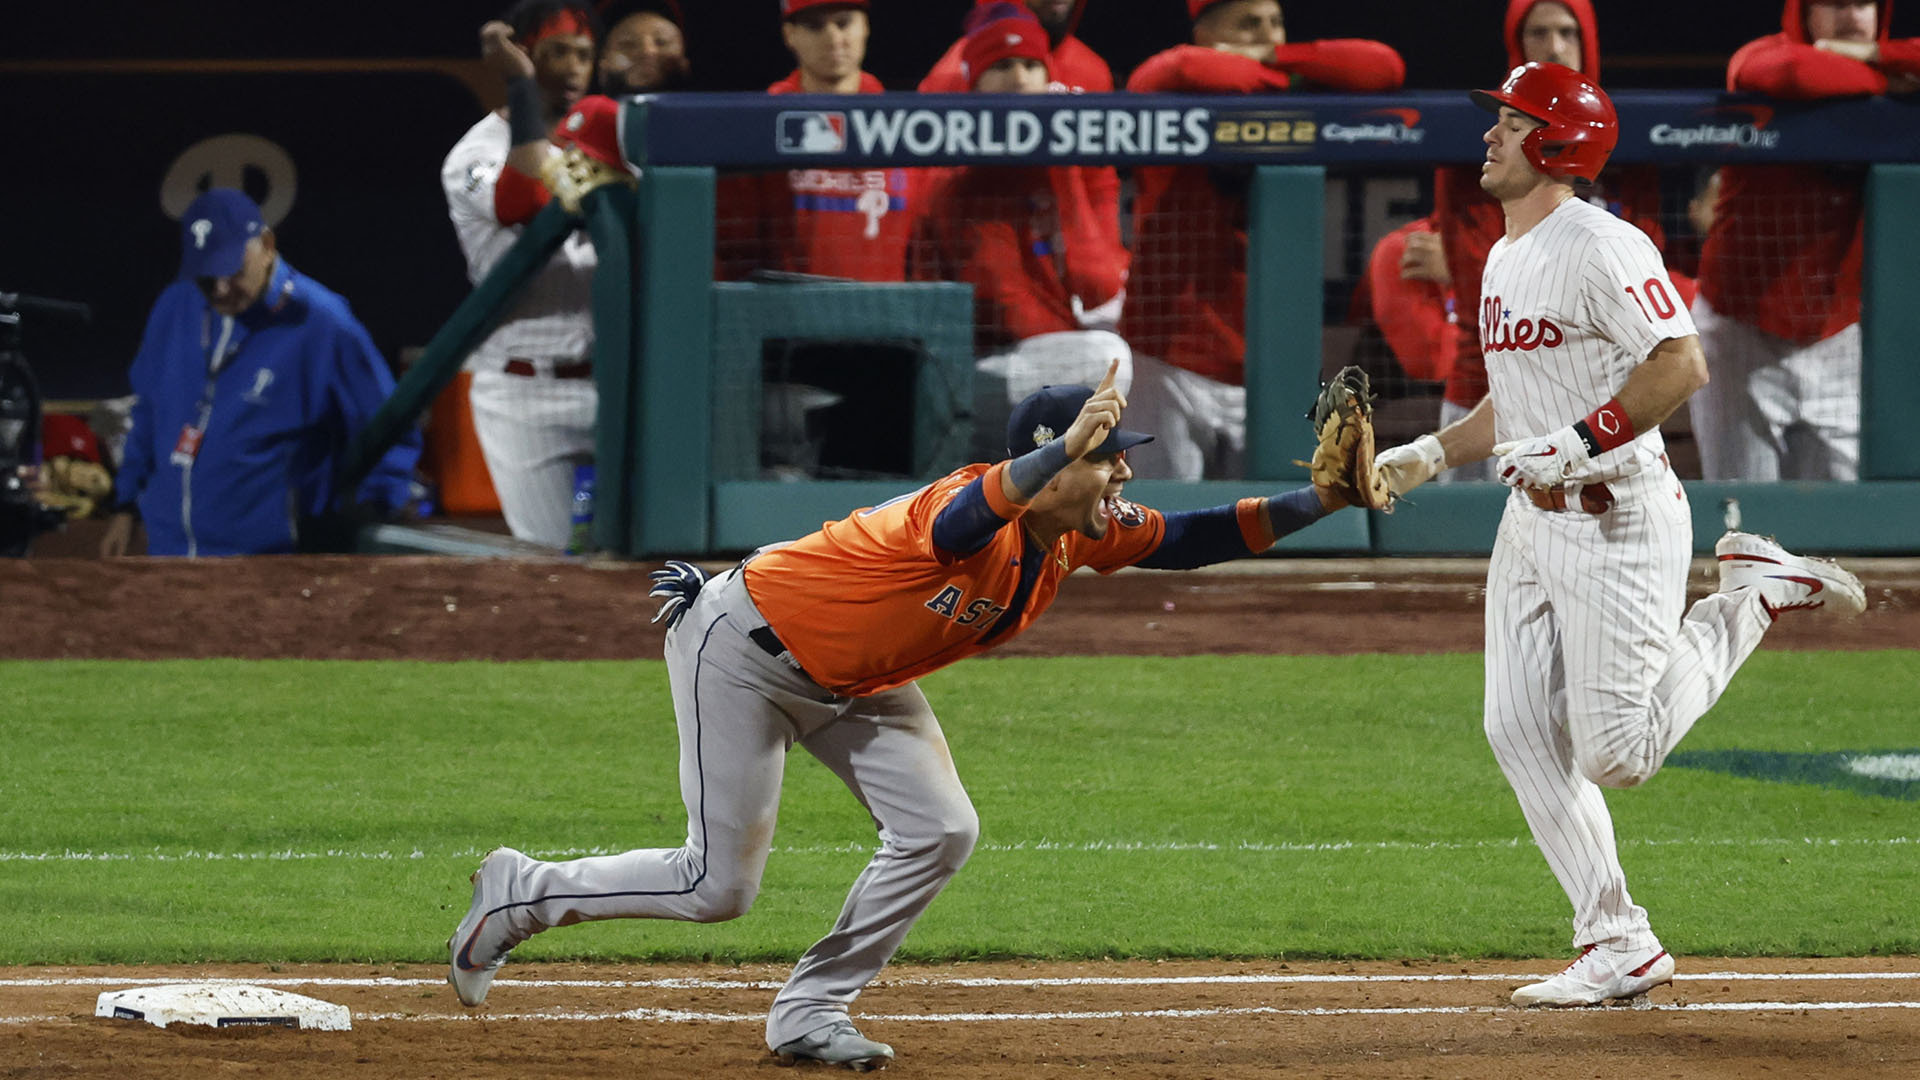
<box><xmin>442</xmin><ymin>1</ymin><xmax>600</xmax><ymax>550</ymax></box>
<box><xmin>1689</xmin><ymin>0</ymin><xmax>1920</xmax><ymax>482</ymax></box>
<box><xmin>1371</xmin><ymin>63</ymin><xmax>1867</xmax><ymax>1008</ymax></box>
<box><xmin>1418</xmin><ymin>0</ymin><xmax>1695</xmax><ymax>484</ymax></box>
<box><xmin>595</xmin><ymin>0</ymin><xmax>690</xmax><ymax>94</ymax></box>
<box><xmin>1120</xmin><ymin>0</ymin><xmax>1404</xmax><ymax>481</ymax></box>
<box><xmin>448</xmin><ymin>362</ymin><xmax>1367</xmax><ymax>1069</ymax></box>
<box><xmin>913</xmin><ymin>5</ymin><xmax>1134</xmax><ymax>460</ymax></box>
<box><xmin>716</xmin><ymin>0</ymin><xmax>916</xmax><ymax>283</ymax></box>
<box><xmin>920</xmin><ymin>0</ymin><xmax>1114</xmax><ymax>94</ymax></box>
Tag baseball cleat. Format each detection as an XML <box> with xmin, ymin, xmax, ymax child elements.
<box><xmin>447</xmin><ymin>846</ymin><xmax>535</xmax><ymax>1007</ymax></box>
<box><xmin>1714</xmin><ymin>531</ymin><xmax>1866</xmax><ymax>618</ymax></box>
<box><xmin>773</xmin><ymin>1020</ymin><xmax>895</xmax><ymax>1071</ymax></box>
<box><xmin>1511</xmin><ymin>944</ymin><xmax>1675</xmax><ymax>1007</ymax></box>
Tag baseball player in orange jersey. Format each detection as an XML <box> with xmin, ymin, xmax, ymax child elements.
<box><xmin>1371</xmin><ymin>63</ymin><xmax>1867</xmax><ymax>1007</ymax></box>
<box><xmin>448</xmin><ymin>362</ymin><xmax>1354</xmax><ymax>1068</ymax></box>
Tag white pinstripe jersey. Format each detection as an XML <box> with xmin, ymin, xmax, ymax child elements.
<box><xmin>440</xmin><ymin>112</ymin><xmax>597</xmax><ymax>369</ymax></box>
<box><xmin>1482</xmin><ymin>196</ymin><xmax>1696</xmax><ymax>484</ymax></box>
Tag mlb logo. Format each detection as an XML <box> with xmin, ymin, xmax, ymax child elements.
<box><xmin>777</xmin><ymin>111</ymin><xmax>847</xmax><ymax>154</ymax></box>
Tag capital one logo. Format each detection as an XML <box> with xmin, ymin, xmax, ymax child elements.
<box><xmin>1481</xmin><ymin>295</ymin><xmax>1565</xmax><ymax>354</ymax></box>
<box><xmin>1648</xmin><ymin>104</ymin><xmax>1780</xmax><ymax>150</ymax></box>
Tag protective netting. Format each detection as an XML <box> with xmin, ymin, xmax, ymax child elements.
<box><xmin>711</xmin><ymin>160</ymin><xmax>1860</xmax><ymax>483</ymax></box>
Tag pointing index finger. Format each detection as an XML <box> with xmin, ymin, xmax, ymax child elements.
<box><xmin>1095</xmin><ymin>358</ymin><xmax>1119</xmax><ymax>394</ymax></box>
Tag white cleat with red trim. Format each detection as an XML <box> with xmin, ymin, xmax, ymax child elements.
<box><xmin>1714</xmin><ymin>531</ymin><xmax>1866</xmax><ymax>618</ymax></box>
<box><xmin>1511</xmin><ymin>944</ymin><xmax>1676</xmax><ymax>1007</ymax></box>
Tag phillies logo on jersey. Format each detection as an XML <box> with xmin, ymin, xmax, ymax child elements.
<box><xmin>1481</xmin><ymin>296</ymin><xmax>1565</xmax><ymax>354</ymax></box>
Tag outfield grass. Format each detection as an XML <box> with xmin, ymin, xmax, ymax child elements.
<box><xmin>2</xmin><ymin>654</ymin><xmax>1915</xmax><ymax>965</ymax></box>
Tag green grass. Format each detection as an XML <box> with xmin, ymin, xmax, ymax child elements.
<box><xmin>1</xmin><ymin>654</ymin><xmax>1915</xmax><ymax>965</ymax></box>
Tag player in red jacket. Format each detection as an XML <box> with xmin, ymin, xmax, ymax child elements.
<box><xmin>1351</xmin><ymin>219</ymin><xmax>1456</xmax><ymax>386</ymax></box>
<box><xmin>1420</xmin><ymin>0</ymin><xmax>1690</xmax><ymax>483</ymax></box>
<box><xmin>920</xmin><ymin>0</ymin><xmax>1113</xmax><ymax>93</ymax></box>
<box><xmin>1689</xmin><ymin>0</ymin><xmax>1920</xmax><ymax>481</ymax></box>
<box><xmin>914</xmin><ymin>6</ymin><xmax>1134</xmax><ymax>458</ymax></box>
<box><xmin>715</xmin><ymin>0</ymin><xmax>916</xmax><ymax>282</ymax></box>
<box><xmin>1120</xmin><ymin>0</ymin><xmax>1403</xmax><ymax>480</ymax></box>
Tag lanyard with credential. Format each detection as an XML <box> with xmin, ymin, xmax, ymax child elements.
<box><xmin>169</xmin><ymin>311</ymin><xmax>241</xmax><ymax>468</ymax></box>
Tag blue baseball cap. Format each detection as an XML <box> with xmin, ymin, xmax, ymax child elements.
<box><xmin>178</xmin><ymin>189</ymin><xmax>266</xmax><ymax>280</ymax></box>
<box><xmin>1005</xmin><ymin>384</ymin><xmax>1154</xmax><ymax>459</ymax></box>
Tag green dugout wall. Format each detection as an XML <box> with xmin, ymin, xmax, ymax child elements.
<box><xmin>603</xmin><ymin>160</ymin><xmax>1920</xmax><ymax>557</ymax></box>
<box><xmin>344</xmin><ymin>92</ymin><xmax>1920</xmax><ymax>558</ymax></box>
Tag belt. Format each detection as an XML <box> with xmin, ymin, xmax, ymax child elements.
<box><xmin>1525</xmin><ymin>482</ymin><xmax>1616</xmax><ymax>515</ymax></box>
<box><xmin>750</xmin><ymin>625</ymin><xmax>810</xmax><ymax>678</ymax></box>
<box><xmin>1522</xmin><ymin>454</ymin><xmax>1670</xmax><ymax>516</ymax></box>
<box><xmin>749</xmin><ymin>625</ymin><xmax>788</xmax><ymax>658</ymax></box>
<box><xmin>504</xmin><ymin>358</ymin><xmax>593</xmax><ymax>379</ymax></box>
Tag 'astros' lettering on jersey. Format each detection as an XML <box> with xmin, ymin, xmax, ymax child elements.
<box><xmin>1481</xmin><ymin>197</ymin><xmax>1696</xmax><ymax>484</ymax></box>
<box><xmin>743</xmin><ymin>462</ymin><xmax>1166</xmax><ymax>698</ymax></box>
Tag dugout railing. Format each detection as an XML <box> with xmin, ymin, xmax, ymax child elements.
<box><xmin>341</xmin><ymin>90</ymin><xmax>1920</xmax><ymax>559</ymax></box>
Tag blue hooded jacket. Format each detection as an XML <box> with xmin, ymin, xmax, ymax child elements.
<box><xmin>113</xmin><ymin>259</ymin><xmax>420</xmax><ymax>556</ymax></box>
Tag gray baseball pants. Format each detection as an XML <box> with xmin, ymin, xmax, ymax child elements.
<box><xmin>494</xmin><ymin>568</ymin><xmax>979</xmax><ymax>1049</ymax></box>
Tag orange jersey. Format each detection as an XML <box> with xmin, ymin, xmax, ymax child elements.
<box><xmin>742</xmin><ymin>462</ymin><xmax>1166</xmax><ymax>697</ymax></box>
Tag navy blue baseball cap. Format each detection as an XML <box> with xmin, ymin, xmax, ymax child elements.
<box><xmin>1005</xmin><ymin>384</ymin><xmax>1154</xmax><ymax>458</ymax></box>
<box><xmin>178</xmin><ymin>189</ymin><xmax>266</xmax><ymax>280</ymax></box>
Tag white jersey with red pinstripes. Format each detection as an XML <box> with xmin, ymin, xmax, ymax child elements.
<box><xmin>1480</xmin><ymin>196</ymin><xmax>1695</xmax><ymax>484</ymax></box>
<box><xmin>440</xmin><ymin>111</ymin><xmax>597</xmax><ymax>369</ymax></box>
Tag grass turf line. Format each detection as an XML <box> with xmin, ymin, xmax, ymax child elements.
<box><xmin>1</xmin><ymin>654</ymin><xmax>1914</xmax><ymax>964</ymax></box>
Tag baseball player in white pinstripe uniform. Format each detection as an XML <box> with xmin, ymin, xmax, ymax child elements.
<box><xmin>1373</xmin><ymin>63</ymin><xmax>1867</xmax><ymax>1007</ymax></box>
<box><xmin>441</xmin><ymin>2</ymin><xmax>601</xmax><ymax>549</ymax></box>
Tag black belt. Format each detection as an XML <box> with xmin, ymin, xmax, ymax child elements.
<box><xmin>749</xmin><ymin>625</ymin><xmax>788</xmax><ymax>659</ymax></box>
<box><xmin>504</xmin><ymin>357</ymin><xmax>593</xmax><ymax>379</ymax></box>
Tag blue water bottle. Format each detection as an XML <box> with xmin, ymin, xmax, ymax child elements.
<box><xmin>567</xmin><ymin>462</ymin><xmax>595</xmax><ymax>555</ymax></box>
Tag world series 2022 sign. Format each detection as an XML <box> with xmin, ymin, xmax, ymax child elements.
<box><xmin>624</xmin><ymin>91</ymin><xmax>1920</xmax><ymax>169</ymax></box>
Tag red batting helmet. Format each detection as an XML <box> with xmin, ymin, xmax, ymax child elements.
<box><xmin>1470</xmin><ymin>61</ymin><xmax>1617</xmax><ymax>181</ymax></box>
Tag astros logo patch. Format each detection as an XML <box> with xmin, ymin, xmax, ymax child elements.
<box><xmin>1107</xmin><ymin>496</ymin><xmax>1145</xmax><ymax>528</ymax></box>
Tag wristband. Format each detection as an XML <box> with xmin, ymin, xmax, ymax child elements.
<box><xmin>1572</xmin><ymin>398</ymin><xmax>1634</xmax><ymax>457</ymax></box>
<box><xmin>505</xmin><ymin>77</ymin><xmax>547</xmax><ymax>146</ymax></box>
<box><xmin>1005</xmin><ymin>438</ymin><xmax>1072</xmax><ymax>501</ymax></box>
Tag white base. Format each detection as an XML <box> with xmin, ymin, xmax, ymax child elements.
<box><xmin>96</xmin><ymin>984</ymin><xmax>351</xmax><ymax>1031</ymax></box>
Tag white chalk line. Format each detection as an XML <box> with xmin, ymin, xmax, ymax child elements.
<box><xmin>8</xmin><ymin>1001</ymin><xmax>1919</xmax><ymax>1027</ymax></box>
<box><xmin>2</xmin><ymin>836</ymin><xmax>1915</xmax><ymax>863</ymax></box>
<box><xmin>5</xmin><ymin>971</ymin><xmax>1918</xmax><ymax>991</ymax></box>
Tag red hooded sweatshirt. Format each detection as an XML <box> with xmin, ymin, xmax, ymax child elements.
<box><xmin>920</xmin><ymin>0</ymin><xmax>1114</xmax><ymax>93</ymax></box>
<box><xmin>1701</xmin><ymin>0</ymin><xmax>1920</xmax><ymax>344</ymax></box>
<box><xmin>914</xmin><ymin>161</ymin><xmax>1130</xmax><ymax>350</ymax></box>
<box><xmin>714</xmin><ymin>71</ymin><xmax>917</xmax><ymax>282</ymax></box>
<box><xmin>1122</xmin><ymin>33</ymin><xmax>1404</xmax><ymax>384</ymax></box>
<box><xmin>1432</xmin><ymin>0</ymin><xmax>1684</xmax><ymax>408</ymax></box>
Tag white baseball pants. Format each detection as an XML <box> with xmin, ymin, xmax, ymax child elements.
<box><xmin>1688</xmin><ymin>296</ymin><xmax>1860</xmax><ymax>481</ymax></box>
<box><xmin>489</xmin><ymin>568</ymin><xmax>978</xmax><ymax>1050</ymax></box>
<box><xmin>468</xmin><ymin>368</ymin><xmax>597</xmax><ymax>549</ymax></box>
<box><xmin>1121</xmin><ymin>353</ymin><xmax>1245</xmax><ymax>480</ymax></box>
<box><xmin>1483</xmin><ymin>469</ymin><xmax>1773</xmax><ymax>951</ymax></box>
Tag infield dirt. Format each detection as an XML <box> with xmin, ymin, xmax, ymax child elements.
<box><xmin>3</xmin><ymin>554</ymin><xmax>1916</xmax><ymax>1077</ymax></box>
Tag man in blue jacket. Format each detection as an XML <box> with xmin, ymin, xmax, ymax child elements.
<box><xmin>102</xmin><ymin>189</ymin><xmax>419</xmax><ymax>556</ymax></box>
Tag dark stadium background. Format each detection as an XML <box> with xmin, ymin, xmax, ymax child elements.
<box><xmin>0</xmin><ymin>1</ymin><xmax>1863</xmax><ymax>398</ymax></box>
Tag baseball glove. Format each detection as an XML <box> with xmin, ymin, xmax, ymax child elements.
<box><xmin>1302</xmin><ymin>366</ymin><xmax>1394</xmax><ymax>511</ymax></box>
